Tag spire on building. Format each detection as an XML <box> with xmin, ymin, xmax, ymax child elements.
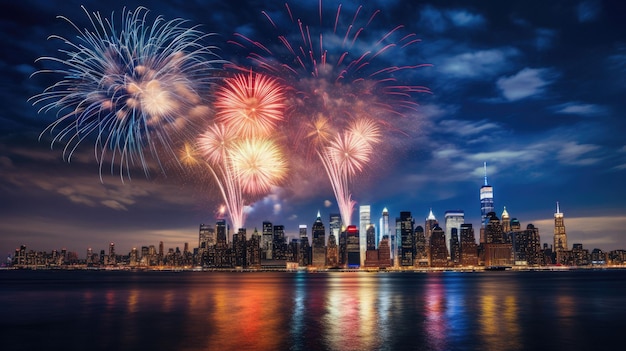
<box><xmin>317</xmin><ymin>210</ymin><xmax>321</xmax><ymax>219</ymax></box>
<box><xmin>556</xmin><ymin>201</ymin><xmax>561</xmax><ymax>214</ymax></box>
<box><xmin>427</xmin><ymin>208</ymin><xmax>436</xmax><ymax>220</ymax></box>
<box><xmin>484</xmin><ymin>161</ymin><xmax>488</xmax><ymax>186</ymax></box>
<box><xmin>502</xmin><ymin>206</ymin><xmax>509</xmax><ymax>218</ymax></box>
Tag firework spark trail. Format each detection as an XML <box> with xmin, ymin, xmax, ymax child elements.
<box><xmin>196</xmin><ymin>73</ymin><xmax>287</xmax><ymax>231</ymax></box>
<box><xmin>231</xmin><ymin>1</ymin><xmax>431</xmax><ymax>226</ymax></box>
<box><xmin>30</xmin><ymin>6</ymin><xmax>223</xmax><ymax>180</ymax></box>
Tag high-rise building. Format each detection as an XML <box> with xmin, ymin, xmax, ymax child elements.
<box><xmin>501</xmin><ymin>207</ymin><xmax>511</xmax><ymax>233</ymax></box>
<box><xmin>512</xmin><ymin>223</ymin><xmax>542</xmax><ymax>266</ymax></box>
<box><xmin>198</xmin><ymin>224</ymin><xmax>215</xmax><ymax>262</ymax></box>
<box><xmin>480</xmin><ymin>162</ymin><xmax>494</xmax><ymax>243</ymax></box>
<box><xmin>247</xmin><ymin>229</ymin><xmax>261</xmax><ymax>268</ymax></box>
<box><xmin>444</xmin><ymin>210</ymin><xmax>464</xmax><ymax>256</ymax></box>
<box><xmin>380</xmin><ymin>207</ymin><xmax>390</xmax><ymax>252</ymax></box>
<box><xmin>425</xmin><ymin>209</ymin><xmax>438</xmax><ymax>242</ymax></box>
<box><xmin>429</xmin><ymin>226</ymin><xmax>448</xmax><ymax>267</ymax></box>
<box><xmin>330</xmin><ymin>213</ymin><xmax>342</xmax><ymax>266</ymax></box>
<box><xmin>553</xmin><ymin>202</ymin><xmax>568</xmax><ymax>264</ymax></box>
<box><xmin>378</xmin><ymin>236</ymin><xmax>392</xmax><ymax>268</ymax></box>
<box><xmin>233</xmin><ymin>228</ymin><xmax>247</xmax><ymax>267</ymax></box>
<box><xmin>346</xmin><ymin>225</ymin><xmax>360</xmax><ymax>268</ymax></box>
<box><xmin>364</xmin><ymin>224</ymin><xmax>379</xmax><ymax>268</ymax></box>
<box><xmin>215</xmin><ymin>219</ymin><xmax>230</xmax><ymax>267</ymax></box>
<box><xmin>449</xmin><ymin>228</ymin><xmax>460</xmax><ymax>265</ymax></box>
<box><xmin>312</xmin><ymin>212</ymin><xmax>326</xmax><ymax>267</ymax></box>
<box><xmin>414</xmin><ymin>225</ymin><xmax>429</xmax><ymax>266</ymax></box>
<box><xmin>262</xmin><ymin>221</ymin><xmax>273</xmax><ymax>260</ymax></box>
<box><xmin>108</xmin><ymin>242</ymin><xmax>116</xmax><ymax>265</ymax></box>
<box><xmin>326</xmin><ymin>230</ymin><xmax>339</xmax><ymax>268</ymax></box>
<box><xmin>460</xmin><ymin>224</ymin><xmax>478</xmax><ymax>266</ymax></box>
<box><xmin>398</xmin><ymin>211</ymin><xmax>415</xmax><ymax>267</ymax></box>
<box><xmin>273</xmin><ymin>225</ymin><xmax>286</xmax><ymax>260</ymax></box>
<box><xmin>299</xmin><ymin>224</ymin><xmax>311</xmax><ymax>266</ymax></box>
<box><xmin>359</xmin><ymin>205</ymin><xmax>371</xmax><ymax>267</ymax></box>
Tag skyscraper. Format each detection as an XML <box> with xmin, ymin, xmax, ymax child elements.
<box><xmin>262</xmin><ymin>221</ymin><xmax>273</xmax><ymax>260</ymax></box>
<box><xmin>501</xmin><ymin>207</ymin><xmax>511</xmax><ymax>233</ymax></box>
<box><xmin>460</xmin><ymin>224</ymin><xmax>478</xmax><ymax>266</ymax></box>
<box><xmin>553</xmin><ymin>202</ymin><xmax>568</xmax><ymax>264</ymax></box>
<box><xmin>425</xmin><ymin>209</ymin><xmax>438</xmax><ymax>241</ymax></box>
<box><xmin>444</xmin><ymin>210</ymin><xmax>464</xmax><ymax>256</ymax></box>
<box><xmin>312</xmin><ymin>212</ymin><xmax>326</xmax><ymax>268</ymax></box>
<box><xmin>346</xmin><ymin>225</ymin><xmax>360</xmax><ymax>268</ymax></box>
<box><xmin>359</xmin><ymin>205</ymin><xmax>371</xmax><ymax>267</ymax></box>
<box><xmin>298</xmin><ymin>224</ymin><xmax>311</xmax><ymax>266</ymax></box>
<box><xmin>429</xmin><ymin>226</ymin><xmax>448</xmax><ymax>267</ymax></box>
<box><xmin>398</xmin><ymin>211</ymin><xmax>415</xmax><ymax>267</ymax></box>
<box><xmin>380</xmin><ymin>207</ymin><xmax>390</xmax><ymax>251</ymax></box>
<box><xmin>198</xmin><ymin>224</ymin><xmax>215</xmax><ymax>259</ymax></box>
<box><xmin>480</xmin><ymin>162</ymin><xmax>494</xmax><ymax>243</ymax></box>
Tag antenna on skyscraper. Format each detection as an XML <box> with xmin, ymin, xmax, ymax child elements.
<box><xmin>483</xmin><ymin>162</ymin><xmax>488</xmax><ymax>186</ymax></box>
<box><xmin>556</xmin><ymin>201</ymin><xmax>560</xmax><ymax>214</ymax></box>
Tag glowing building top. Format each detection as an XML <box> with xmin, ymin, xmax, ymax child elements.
<box><xmin>480</xmin><ymin>162</ymin><xmax>494</xmax><ymax>228</ymax></box>
<box><xmin>554</xmin><ymin>201</ymin><xmax>567</xmax><ymax>255</ymax></box>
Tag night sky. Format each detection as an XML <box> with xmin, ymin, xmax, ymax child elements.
<box><xmin>1</xmin><ymin>0</ymin><xmax>625</xmax><ymax>258</ymax></box>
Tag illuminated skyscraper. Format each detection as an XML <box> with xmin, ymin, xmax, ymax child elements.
<box><xmin>460</xmin><ymin>224</ymin><xmax>478</xmax><ymax>266</ymax></box>
<box><xmin>553</xmin><ymin>202</ymin><xmax>568</xmax><ymax>264</ymax></box>
<box><xmin>109</xmin><ymin>242</ymin><xmax>116</xmax><ymax>265</ymax></box>
<box><xmin>501</xmin><ymin>207</ymin><xmax>511</xmax><ymax>233</ymax></box>
<box><xmin>398</xmin><ymin>211</ymin><xmax>415</xmax><ymax>267</ymax></box>
<box><xmin>346</xmin><ymin>225</ymin><xmax>360</xmax><ymax>268</ymax></box>
<box><xmin>480</xmin><ymin>162</ymin><xmax>494</xmax><ymax>243</ymax></box>
<box><xmin>262</xmin><ymin>221</ymin><xmax>273</xmax><ymax>260</ymax></box>
<box><xmin>429</xmin><ymin>226</ymin><xmax>448</xmax><ymax>267</ymax></box>
<box><xmin>198</xmin><ymin>224</ymin><xmax>215</xmax><ymax>258</ymax></box>
<box><xmin>380</xmin><ymin>207</ymin><xmax>390</xmax><ymax>251</ymax></box>
<box><xmin>444</xmin><ymin>210</ymin><xmax>464</xmax><ymax>256</ymax></box>
<box><xmin>299</xmin><ymin>224</ymin><xmax>311</xmax><ymax>266</ymax></box>
<box><xmin>312</xmin><ymin>212</ymin><xmax>326</xmax><ymax>268</ymax></box>
<box><xmin>425</xmin><ymin>209</ymin><xmax>438</xmax><ymax>241</ymax></box>
<box><xmin>359</xmin><ymin>205</ymin><xmax>371</xmax><ymax>267</ymax></box>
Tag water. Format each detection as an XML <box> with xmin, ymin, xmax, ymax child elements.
<box><xmin>1</xmin><ymin>269</ymin><xmax>625</xmax><ymax>351</ymax></box>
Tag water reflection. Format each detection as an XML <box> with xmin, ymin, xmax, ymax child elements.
<box><xmin>3</xmin><ymin>270</ymin><xmax>625</xmax><ymax>351</ymax></box>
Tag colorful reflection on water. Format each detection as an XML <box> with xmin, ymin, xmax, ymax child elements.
<box><xmin>1</xmin><ymin>270</ymin><xmax>626</xmax><ymax>351</ymax></box>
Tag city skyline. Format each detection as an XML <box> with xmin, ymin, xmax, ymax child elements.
<box><xmin>2</xmin><ymin>0</ymin><xmax>626</xmax><ymax>257</ymax></box>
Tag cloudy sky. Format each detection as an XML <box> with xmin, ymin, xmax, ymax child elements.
<box><xmin>1</xmin><ymin>0</ymin><xmax>625</xmax><ymax>258</ymax></box>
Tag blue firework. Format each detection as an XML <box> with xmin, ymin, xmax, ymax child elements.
<box><xmin>31</xmin><ymin>6</ymin><xmax>224</xmax><ymax>180</ymax></box>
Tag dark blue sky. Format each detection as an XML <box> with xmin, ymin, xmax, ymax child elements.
<box><xmin>1</xmin><ymin>0</ymin><xmax>625</xmax><ymax>257</ymax></box>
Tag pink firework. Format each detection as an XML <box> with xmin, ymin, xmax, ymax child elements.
<box><xmin>214</xmin><ymin>72</ymin><xmax>286</xmax><ymax>137</ymax></box>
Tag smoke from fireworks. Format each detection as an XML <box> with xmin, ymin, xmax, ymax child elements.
<box><xmin>232</xmin><ymin>1</ymin><xmax>431</xmax><ymax>226</ymax></box>
<box><xmin>30</xmin><ymin>6</ymin><xmax>223</xmax><ymax>180</ymax></box>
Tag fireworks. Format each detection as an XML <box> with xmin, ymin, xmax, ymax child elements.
<box><xmin>232</xmin><ymin>1</ymin><xmax>431</xmax><ymax>225</ymax></box>
<box><xmin>30</xmin><ymin>6</ymin><xmax>223</xmax><ymax>179</ymax></box>
<box><xmin>214</xmin><ymin>72</ymin><xmax>286</xmax><ymax>138</ymax></box>
<box><xmin>196</xmin><ymin>72</ymin><xmax>287</xmax><ymax>230</ymax></box>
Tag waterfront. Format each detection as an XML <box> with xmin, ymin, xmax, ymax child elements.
<box><xmin>1</xmin><ymin>269</ymin><xmax>625</xmax><ymax>351</ymax></box>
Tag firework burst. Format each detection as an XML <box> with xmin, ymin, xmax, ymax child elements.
<box><xmin>30</xmin><ymin>6</ymin><xmax>223</xmax><ymax>180</ymax></box>
<box><xmin>194</xmin><ymin>71</ymin><xmax>287</xmax><ymax>231</ymax></box>
<box><xmin>232</xmin><ymin>1</ymin><xmax>431</xmax><ymax>225</ymax></box>
<box><xmin>214</xmin><ymin>72</ymin><xmax>286</xmax><ymax>138</ymax></box>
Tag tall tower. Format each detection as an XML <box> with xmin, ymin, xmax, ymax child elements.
<box><xmin>398</xmin><ymin>211</ymin><xmax>415</xmax><ymax>267</ymax></box>
<box><xmin>480</xmin><ymin>162</ymin><xmax>494</xmax><ymax>243</ymax></box>
<box><xmin>425</xmin><ymin>209</ymin><xmax>438</xmax><ymax>241</ymax></box>
<box><xmin>359</xmin><ymin>205</ymin><xmax>371</xmax><ymax>267</ymax></box>
<box><xmin>312</xmin><ymin>211</ymin><xmax>326</xmax><ymax>268</ymax></box>
<box><xmin>553</xmin><ymin>202</ymin><xmax>568</xmax><ymax>263</ymax></box>
<box><xmin>444</xmin><ymin>210</ymin><xmax>464</xmax><ymax>256</ymax></box>
<box><xmin>501</xmin><ymin>207</ymin><xmax>511</xmax><ymax>233</ymax></box>
<box><xmin>380</xmin><ymin>207</ymin><xmax>390</xmax><ymax>250</ymax></box>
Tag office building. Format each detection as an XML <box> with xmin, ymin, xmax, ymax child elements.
<box><xmin>480</xmin><ymin>162</ymin><xmax>494</xmax><ymax>243</ymax></box>
<box><xmin>359</xmin><ymin>205</ymin><xmax>371</xmax><ymax>267</ymax></box>
<box><xmin>444</xmin><ymin>210</ymin><xmax>464</xmax><ymax>255</ymax></box>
